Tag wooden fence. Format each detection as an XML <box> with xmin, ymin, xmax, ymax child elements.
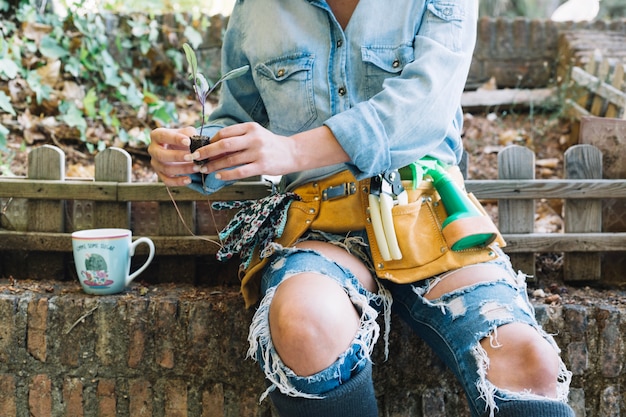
<box><xmin>564</xmin><ymin>50</ymin><xmax>626</xmax><ymax>139</ymax></box>
<box><xmin>1</xmin><ymin>144</ymin><xmax>625</xmax><ymax>285</ymax></box>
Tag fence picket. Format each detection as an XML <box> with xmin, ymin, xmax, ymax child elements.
<box><xmin>94</xmin><ymin>147</ymin><xmax>132</xmax><ymax>228</ymax></box>
<box><xmin>497</xmin><ymin>145</ymin><xmax>536</xmax><ymax>278</ymax></box>
<box><xmin>605</xmin><ymin>62</ymin><xmax>625</xmax><ymax>119</ymax></box>
<box><xmin>563</xmin><ymin>145</ymin><xmax>603</xmax><ymax>281</ymax></box>
<box><xmin>26</xmin><ymin>145</ymin><xmax>66</xmax><ymax>278</ymax></box>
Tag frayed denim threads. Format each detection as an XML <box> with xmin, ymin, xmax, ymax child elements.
<box><xmin>247</xmin><ymin>246</ymin><xmax>391</xmax><ymax>402</ymax></box>
<box><xmin>387</xmin><ymin>248</ymin><xmax>572</xmax><ymax>417</ymax></box>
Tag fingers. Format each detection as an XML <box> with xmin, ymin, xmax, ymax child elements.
<box><xmin>150</xmin><ymin>127</ymin><xmax>196</xmax><ymax>152</ymax></box>
<box><xmin>148</xmin><ymin>126</ymin><xmax>200</xmax><ymax>187</ymax></box>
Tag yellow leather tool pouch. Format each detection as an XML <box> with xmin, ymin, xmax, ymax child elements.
<box><xmin>362</xmin><ymin>167</ymin><xmax>506</xmax><ymax>284</ymax></box>
<box><xmin>239</xmin><ymin>168</ymin><xmax>506</xmax><ymax>306</ymax></box>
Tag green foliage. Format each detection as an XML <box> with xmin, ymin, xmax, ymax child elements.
<box><xmin>0</xmin><ymin>0</ymin><xmax>209</xmax><ymax>160</ymax></box>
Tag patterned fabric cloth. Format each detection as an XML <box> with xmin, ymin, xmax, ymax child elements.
<box><xmin>211</xmin><ymin>192</ymin><xmax>301</xmax><ymax>271</ymax></box>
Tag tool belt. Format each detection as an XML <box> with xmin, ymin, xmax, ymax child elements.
<box><xmin>239</xmin><ymin>169</ymin><xmax>505</xmax><ymax>307</ymax></box>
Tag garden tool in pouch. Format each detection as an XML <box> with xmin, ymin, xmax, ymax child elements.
<box><xmin>412</xmin><ymin>159</ymin><xmax>499</xmax><ymax>251</ymax></box>
<box><xmin>368</xmin><ymin>170</ymin><xmax>407</xmax><ymax>261</ymax></box>
<box><xmin>368</xmin><ymin>170</ymin><xmax>408</xmax><ymax>261</ymax></box>
<box><xmin>365</xmin><ymin>159</ymin><xmax>505</xmax><ymax>285</ymax></box>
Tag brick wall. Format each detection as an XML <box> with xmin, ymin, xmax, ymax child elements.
<box><xmin>468</xmin><ymin>18</ymin><xmax>626</xmax><ymax>89</ymax></box>
<box><xmin>0</xmin><ymin>281</ymin><xmax>624</xmax><ymax>417</ymax></box>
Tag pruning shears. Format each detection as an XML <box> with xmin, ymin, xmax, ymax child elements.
<box><xmin>368</xmin><ymin>170</ymin><xmax>407</xmax><ymax>261</ymax></box>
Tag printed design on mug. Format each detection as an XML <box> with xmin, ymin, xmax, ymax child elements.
<box><xmin>81</xmin><ymin>253</ymin><xmax>114</xmax><ymax>287</ymax></box>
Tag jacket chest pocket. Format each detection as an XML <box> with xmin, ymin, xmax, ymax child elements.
<box><xmin>255</xmin><ymin>53</ymin><xmax>317</xmax><ymax>135</ymax></box>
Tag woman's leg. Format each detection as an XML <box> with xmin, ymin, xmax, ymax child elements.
<box><xmin>248</xmin><ymin>241</ymin><xmax>387</xmax><ymax>417</ymax></box>
<box><xmin>386</xmin><ymin>250</ymin><xmax>574</xmax><ymax>417</ymax></box>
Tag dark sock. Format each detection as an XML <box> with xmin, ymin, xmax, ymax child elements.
<box><xmin>486</xmin><ymin>399</ymin><xmax>575</xmax><ymax>417</ymax></box>
<box><xmin>268</xmin><ymin>361</ymin><xmax>378</xmax><ymax>417</ymax></box>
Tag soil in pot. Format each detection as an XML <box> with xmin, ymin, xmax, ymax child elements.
<box><xmin>190</xmin><ymin>134</ymin><xmax>211</xmax><ymax>165</ymax></box>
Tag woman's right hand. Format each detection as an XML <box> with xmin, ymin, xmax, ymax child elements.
<box><xmin>148</xmin><ymin>126</ymin><xmax>200</xmax><ymax>187</ymax></box>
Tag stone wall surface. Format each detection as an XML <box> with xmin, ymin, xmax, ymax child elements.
<box><xmin>0</xmin><ymin>281</ymin><xmax>624</xmax><ymax>417</ymax></box>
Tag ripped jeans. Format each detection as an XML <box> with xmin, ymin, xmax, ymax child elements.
<box><xmin>247</xmin><ymin>232</ymin><xmax>572</xmax><ymax>417</ymax></box>
<box><xmin>247</xmin><ymin>234</ymin><xmax>391</xmax><ymax>402</ymax></box>
<box><xmin>386</xmin><ymin>251</ymin><xmax>572</xmax><ymax>417</ymax></box>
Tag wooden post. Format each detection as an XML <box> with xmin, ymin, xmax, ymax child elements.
<box><xmin>94</xmin><ymin>147</ymin><xmax>132</xmax><ymax>228</ymax></box>
<box><xmin>157</xmin><ymin>185</ymin><xmax>196</xmax><ymax>283</ymax></box>
<box><xmin>563</xmin><ymin>144</ymin><xmax>603</xmax><ymax>282</ymax></box>
<box><xmin>498</xmin><ymin>145</ymin><xmax>536</xmax><ymax>278</ymax></box>
<box><xmin>605</xmin><ymin>61</ymin><xmax>625</xmax><ymax>119</ymax></box>
<box><xmin>26</xmin><ymin>145</ymin><xmax>66</xmax><ymax>279</ymax></box>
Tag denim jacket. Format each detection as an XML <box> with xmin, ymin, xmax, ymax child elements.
<box><xmin>190</xmin><ymin>0</ymin><xmax>477</xmax><ymax>194</ymax></box>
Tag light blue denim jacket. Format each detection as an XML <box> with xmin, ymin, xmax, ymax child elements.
<box><xmin>190</xmin><ymin>0</ymin><xmax>477</xmax><ymax>194</ymax></box>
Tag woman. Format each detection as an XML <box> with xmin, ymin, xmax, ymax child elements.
<box><xmin>149</xmin><ymin>0</ymin><xmax>574</xmax><ymax>416</ymax></box>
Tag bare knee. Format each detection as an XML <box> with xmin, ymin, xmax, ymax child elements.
<box><xmin>269</xmin><ymin>273</ymin><xmax>359</xmax><ymax>376</ymax></box>
<box><xmin>480</xmin><ymin>322</ymin><xmax>560</xmax><ymax>397</ymax></box>
<box><xmin>425</xmin><ymin>265</ymin><xmax>561</xmax><ymax>397</ymax></box>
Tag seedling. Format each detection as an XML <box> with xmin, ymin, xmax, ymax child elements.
<box><xmin>182</xmin><ymin>43</ymin><xmax>249</xmax><ymax>163</ymax></box>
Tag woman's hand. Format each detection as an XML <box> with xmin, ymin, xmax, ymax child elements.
<box><xmin>148</xmin><ymin>126</ymin><xmax>199</xmax><ymax>187</ymax></box>
<box><xmin>194</xmin><ymin>122</ymin><xmax>349</xmax><ymax>181</ymax></box>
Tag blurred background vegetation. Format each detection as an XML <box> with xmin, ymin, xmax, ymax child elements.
<box><xmin>1</xmin><ymin>0</ymin><xmax>626</xmax><ymax>19</ymax></box>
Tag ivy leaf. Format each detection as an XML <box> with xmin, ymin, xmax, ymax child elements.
<box><xmin>0</xmin><ymin>123</ymin><xmax>8</xmax><ymax>149</ymax></box>
<box><xmin>0</xmin><ymin>58</ymin><xmax>20</xmax><ymax>80</ymax></box>
<box><xmin>59</xmin><ymin>101</ymin><xmax>87</xmax><ymax>141</ymax></box>
<box><xmin>183</xmin><ymin>27</ymin><xmax>203</xmax><ymax>50</ymax></box>
<box><xmin>25</xmin><ymin>71</ymin><xmax>52</xmax><ymax>105</ymax></box>
<box><xmin>0</xmin><ymin>91</ymin><xmax>15</xmax><ymax>116</ymax></box>
<box><xmin>39</xmin><ymin>35</ymin><xmax>69</xmax><ymax>59</ymax></box>
<box><xmin>83</xmin><ymin>87</ymin><xmax>98</xmax><ymax>118</ymax></box>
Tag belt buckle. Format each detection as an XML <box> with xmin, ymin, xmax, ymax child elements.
<box><xmin>322</xmin><ymin>182</ymin><xmax>356</xmax><ymax>201</ymax></box>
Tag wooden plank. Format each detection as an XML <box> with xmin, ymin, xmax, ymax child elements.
<box><xmin>465</xmin><ymin>179</ymin><xmax>626</xmax><ymax>199</ymax></box>
<box><xmin>93</xmin><ymin>147</ymin><xmax>131</xmax><ymax>228</ymax></box>
<box><xmin>498</xmin><ymin>145</ymin><xmax>536</xmax><ymax>278</ymax></box>
<box><xmin>0</xmin><ymin>179</ymin><xmax>273</xmax><ymax>201</ymax></box>
<box><xmin>25</xmin><ymin>145</ymin><xmax>66</xmax><ymax>279</ymax></box>
<box><xmin>120</xmin><ymin>181</ymin><xmax>272</xmax><ymax>202</ymax></box>
<box><xmin>604</xmin><ymin>62</ymin><xmax>625</xmax><ymax>119</ymax></box>
<box><xmin>2</xmin><ymin>231</ymin><xmax>625</xmax><ymax>255</ymax></box>
<box><xmin>589</xmin><ymin>57</ymin><xmax>611</xmax><ymax>116</ymax></box>
<box><xmin>503</xmin><ymin>233</ymin><xmax>626</xmax><ymax>252</ymax></box>
<box><xmin>563</xmin><ymin>144</ymin><xmax>603</xmax><ymax>282</ymax></box>
<box><xmin>576</xmin><ymin>56</ymin><xmax>598</xmax><ymax>112</ymax></box>
<box><xmin>571</xmin><ymin>66</ymin><xmax>626</xmax><ymax>110</ymax></box>
<box><xmin>461</xmin><ymin>88</ymin><xmax>558</xmax><ymax>109</ymax></box>
<box><xmin>156</xmin><ymin>194</ymin><xmax>197</xmax><ymax>283</ymax></box>
<box><xmin>2</xmin><ymin>178</ymin><xmax>625</xmax><ymax>202</ymax></box>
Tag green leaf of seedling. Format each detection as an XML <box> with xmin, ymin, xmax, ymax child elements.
<box><xmin>0</xmin><ymin>91</ymin><xmax>15</xmax><ymax>116</ymax></box>
<box><xmin>219</xmin><ymin>65</ymin><xmax>250</xmax><ymax>83</ymax></box>
<box><xmin>182</xmin><ymin>43</ymin><xmax>198</xmax><ymax>80</ymax></box>
<box><xmin>194</xmin><ymin>73</ymin><xmax>211</xmax><ymax>100</ymax></box>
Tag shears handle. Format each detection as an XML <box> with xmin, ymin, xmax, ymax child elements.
<box><xmin>368</xmin><ymin>193</ymin><xmax>392</xmax><ymax>261</ymax></box>
<box><xmin>379</xmin><ymin>193</ymin><xmax>403</xmax><ymax>260</ymax></box>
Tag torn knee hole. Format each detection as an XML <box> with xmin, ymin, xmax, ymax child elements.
<box><xmin>425</xmin><ymin>269</ymin><xmax>501</xmax><ymax>300</ymax></box>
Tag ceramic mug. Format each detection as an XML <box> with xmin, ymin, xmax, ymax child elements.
<box><xmin>71</xmin><ymin>228</ymin><xmax>155</xmax><ymax>295</ymax></box>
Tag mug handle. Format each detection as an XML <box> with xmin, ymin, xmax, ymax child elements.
<box><xmin>126</xmin><ymin>237</ymin><xmax>156</xmax><ymax>285</ymax></box>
